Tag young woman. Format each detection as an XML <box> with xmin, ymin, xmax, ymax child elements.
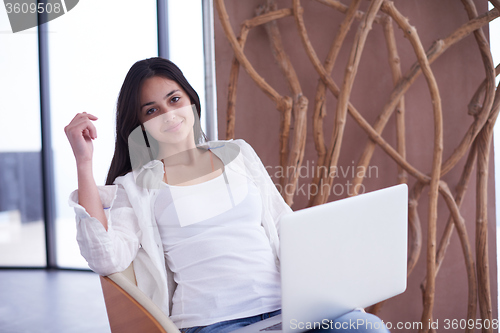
<box><xmin>65</xmin><ymin>57</ymin><xmax>389</xmax><ymax>333</ymax></box>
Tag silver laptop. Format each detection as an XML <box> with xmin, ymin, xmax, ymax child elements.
<box><xmin>233</xmin><ymin>184</ymin><xmax>408</xmax><ymax>333</ymax></box>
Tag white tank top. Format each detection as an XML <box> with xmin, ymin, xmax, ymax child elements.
<box><xmin>154</xmin><ymin>167</ymin><xmax>281</xmax><ymax>328</ymax></box>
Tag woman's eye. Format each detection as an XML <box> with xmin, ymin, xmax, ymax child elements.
<box><xmin>146</xmin><ymin>108</ymin><xmax>157</xmax><ymax>115</ymax></box>
<box><xmin>171</xmin><ymin>96</ymin><xmax>180</xmax><ymax>103</ymax></box>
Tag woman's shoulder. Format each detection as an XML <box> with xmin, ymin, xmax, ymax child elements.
<box><xmin>206</xmin><ymin>138</ymin><xmax>255</xmax><ymax>154</ymax></box>
<box><xmin>113</xmin><ymin>169</ymin><xmax>135</xmax><ymax>186</ymax></box>
<box><xmin>205</xmin><ymin>139</ymin><xmax>258</xmax><ymax>164</ymax></box>
<box><xmin>204</xmin><ymin>138</ymin><xmax>250</xmax><ymax>148</ymax></box>
<box><xmin>113</xmin><ymin>160</ymin><xmax>163</xmax><ymax>192</ymax></box>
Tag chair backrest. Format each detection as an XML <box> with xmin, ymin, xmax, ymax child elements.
<box><xmin>121</xmin><ymin>262</ymin><xmax>137</xmax><ymax>285</ymax></box>
<box><xmin>100</xmin><ymin>264</ymin><xmax>180</xmax><ymax>333</ymax></box>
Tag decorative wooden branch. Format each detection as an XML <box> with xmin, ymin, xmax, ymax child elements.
<box><xmin>215</xmin><ymin>1</ymin><xmax>500</xmax><ymax>331</ymax></box>
<box><xmin>225</xmin><ymin>7</ymin><xmax>293</xmax><ymax>140</ymax></box>
<box><xmin>261</xmin><ymin>0</ymin><xmax>308</xmax><ymax>206</ymax></box>
<box><xmin>350</xmin><ymin>8</ymin><xmax>499</xmax><ymax>190</ymax></box>
<box><xmin>309</xmin><ymin>0</ymin><xmax>361</xmax><ymax>206</ymax></box>
<box><xmin>319</xmin><ymin>0</ymin><xmax>385</xmax><ymax>205</ymax></box>
<box><xmin>437</xmin><ymin>182</ymin><xmax>477</xmax><ymax>333</ymax></box>
<box><xmin>382</xmin><ymin>15</ymin><xmax>407</xmax><ymax>186</ymax></box>
<box><xmin>474</xmin><ymin>71</ymin><xmax>500</xmax><ymax>333</ymax></box>
<box><xmin>378</xmin><ymin>4</ymin><xmax>444</xmax><ymax>330</ymax></box>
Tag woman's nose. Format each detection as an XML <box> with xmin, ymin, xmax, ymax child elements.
<box><xmin>160</xmin><ymin>109</ymin><xmax>175</xmax><ymax>122</ymax></box>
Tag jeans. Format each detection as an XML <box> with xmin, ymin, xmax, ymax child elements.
<box><xmin>179</xmin><ymin>309</ymin><xmax>390</xmax><ymax>333</ymax></box>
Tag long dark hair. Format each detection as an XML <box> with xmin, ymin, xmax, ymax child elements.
<box><xmin>105</xmin><ymin>57</ymin><xmax>203</xmax><ymax>185</ymax></box>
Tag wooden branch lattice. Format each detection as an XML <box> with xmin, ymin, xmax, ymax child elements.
<box><xmin>215</xmin><ymin>1</ymin><xmax>500</xmax><ymax>332</ymax></box>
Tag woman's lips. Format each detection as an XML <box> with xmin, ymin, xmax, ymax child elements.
<box><xmin>163</xmin><ymin>120</ymin><xmax>183</xmax><ymax>132</ymax></box>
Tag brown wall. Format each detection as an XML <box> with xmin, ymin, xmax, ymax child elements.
<box><xmin>214</xmin><ymin>0</ymin><xmax>497</xmax><ymax>329</ymax></box>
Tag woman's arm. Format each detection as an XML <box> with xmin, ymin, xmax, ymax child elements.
<box><xmin>70</xmin><ymin>184</ymin><xmax>141</xmax><ymax>275</ymax></box>
<box><xmin>64</xmin><ymin>112</ymin><xmax>108</xmax><ymax>230</ymax></box>
<box><xmin>66</xmin><ymin>112</ymin><xmax>140</xmax><ymax>274</ymax></box>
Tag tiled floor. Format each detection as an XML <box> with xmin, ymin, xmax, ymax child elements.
<box><xmin>0</xmin><ymin>269</ymin><xmax>110</xmax><ymax>333</ymax></box>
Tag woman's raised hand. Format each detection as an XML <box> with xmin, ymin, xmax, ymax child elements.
<box><xmin>65</xmin><ymin>112</ymin><xmax>108</xmax><ymax>230</ymax></box>
<box><xmin>64</xmin><ymin>112</ymin><xmax>98</xmax><ymax>165</ymax></box>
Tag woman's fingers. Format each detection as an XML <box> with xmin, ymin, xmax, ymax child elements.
<box><xmin>65</xmin><ymin>112</ymin><xmax>99</xmax><ymax>140</ymax></box>
<box><xmin>81</xmin><ymin>113</ymin><xmax>98</xmax><ymax>139</ymax></box>
<box><xmin>81</xmin><ymin>112</ymin><xmax>98</xmax><ymax>121</ymax></box>
<box><xmin>84</xmin><ymin>118</ymin><xmax>98</xmax><ymax>140</ymax></box>
<box><xmin>82</xmin><ymin>128</ymin><xmax>91</xmax><ymax>140</ymax></box>
<box><xmin>64</xmin><ymin>113</ymin><xmax>100</xmax><ymax>163</ymax></box>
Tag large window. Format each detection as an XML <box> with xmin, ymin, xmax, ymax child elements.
<box><xmin>168</xmin><ymin>0</ymin><xmax>206</xmax><ymax>133</ymax></box>
<box><xmin>0</xmin><ymin>0</ymin><xmax>215</xmax><ymax>269</ymax></box>
<box><xmin>48</xmin><ymin>0</ymin><xmax>158</xmax><ymax>269</ymax></box>
<box><xmin>0</xmin><ymin>10</ymin><xmax>45</xmax><ymax>267</ymax></box>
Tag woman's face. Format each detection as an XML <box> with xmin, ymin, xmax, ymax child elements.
<box><xmin>139</xmin><ymin>76</ymin><xmax>195</xmax><ymax>146</ymax></box>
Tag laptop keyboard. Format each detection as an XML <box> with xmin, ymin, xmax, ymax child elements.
<box><xmin>260</xmin><ymin>322</ymin><xmax>282</xmax><ymax>331</ymax></box>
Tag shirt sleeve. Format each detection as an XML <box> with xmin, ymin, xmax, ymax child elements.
<box><xmin>68</xmin><ymin>184</ymin><xmax>141</xmax><ymax>276</ymax></box>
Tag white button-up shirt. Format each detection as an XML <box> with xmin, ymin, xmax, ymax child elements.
<box><xmin>69</xmin><ymin>139</ymin><xmax>292</xmax><ymax>317</ymax></box>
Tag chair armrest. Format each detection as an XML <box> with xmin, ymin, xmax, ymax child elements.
<box><xmin>101</xmin><ymin>273</ymin><xmax>181</xmax><ymax>333</ymax></box>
